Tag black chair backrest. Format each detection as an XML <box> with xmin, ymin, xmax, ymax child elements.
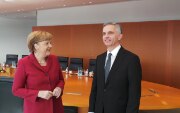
<box><xmin>6</xmin><ymin>54</ymin><xmax>18</xmax><ymax>65</ymax></box>
<box><xmin>64</xmin><ymin>106</ymin><xmax>78</xmax><ymax>113</ymax></box>
<box><xmin>58</xmin><ymin>56</ymin><xmax>69</xmax><ymax>70</ymax></box>
<box><xmin>0</xmin><ymin>76</ymin><xmax>23</xmax><ymax>113</ymax></box>
<box><xmin>88</xmin><ymin>59</ymin><xmax>96</xmax><ymax>72</ymax></box>
<box><xmin>69</xmin><ymin>58</ymin><xmax>83</xmax><ymax>71</ymax></box>
<box><xmin>22</xmin><ymin>55</ymin><xmax>28</xmax><ymax>58</ymax></box>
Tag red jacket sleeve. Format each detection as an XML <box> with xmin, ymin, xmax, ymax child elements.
<box><xmin>12</xmin><ymin>59</ymin><xmax>39</xmax><ymax>102</ymax></box>
<box><xmin>55</xmin><ymin>58</ymin><xmax>65</xmax><ymax>93</ymax></box>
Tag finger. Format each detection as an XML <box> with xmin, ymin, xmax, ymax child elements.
<box><xmin>52</xmin><ymin>90</ymin><xmax>56</xmax><ymax>96</ymax></box>
<box><xmin>53</xmin><ymin>90</ymin><xmax>58</xmax><ymax>95</ymax></box>
<box><xmin>56</xmin><ymin>94</ymin><xmax>60</xmax><ymax>98</ymax></box>
<box><xmin>46</xmin><ymin>91</ymin><xmax>53</xmax><ymax>99</ymax></box>
<box><xmin>56</xmin><ymin>91</ymin><xmax>61</xmax><ymax>98</ymax></box>
<box><xmin>55</xmin><ymin>92</ymin><xmax>59</xmax><ymax>98</ymax></box>
<box><xmin>49</xmin><ymin>91</ymin><xmax>53</xmax><ymax>95</ymax></box>
<box><xmin>54</xmin><ymin>92</ymin><xmax>59</xmax><ymax>97</ymax></box>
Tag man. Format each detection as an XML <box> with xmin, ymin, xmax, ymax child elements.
<box><xmin>88</xmin><ymin>22</ymin><xmax>142</xmax><ymax>113</ymax></box>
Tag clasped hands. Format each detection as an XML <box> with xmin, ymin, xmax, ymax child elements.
<box><xmin>38</xmin><ymin>87</ymin><xmax>61</xmax><ymax>100</ymax></box>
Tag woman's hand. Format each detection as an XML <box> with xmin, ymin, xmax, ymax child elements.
<box><xmin>38</xmin><ymin>90</ymin><xmax>53</xmax><ymax>100</ymax></box>
<box><xmin>53</xmin><ymin>87</ymin><xmax>62</xmax><ymax>98</ymax></box>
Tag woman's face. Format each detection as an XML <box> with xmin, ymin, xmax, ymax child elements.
<box><xmin>34</xmin><ymin>40</ymin><xmax>52</xmax><ymax>57</ymax></box>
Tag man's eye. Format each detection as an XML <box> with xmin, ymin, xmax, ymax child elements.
<box><xmin>108</xmin><ymin>31</ymin><xmax>114</xmax><ymax>35</ymax></box>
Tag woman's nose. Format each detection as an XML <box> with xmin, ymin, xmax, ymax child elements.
<box><xmin>49</xmin><ymin>43</ymin><xmax>52</xmax><ymax>47</ymax></box>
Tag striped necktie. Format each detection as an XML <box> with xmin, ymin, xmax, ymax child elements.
<box><xmin>105</xmin><ymin>53</ymin><xmax>112</xmax><ymax>82</ymax></box>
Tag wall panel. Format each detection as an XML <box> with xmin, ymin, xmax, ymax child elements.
<box><xmin>33</xmin><ymin>20</ymin><xmax>180</xmax><ymax>88</ymax></box>
<box><xmin>172</xmin><ymin>21</ymin><xmax>180</xmax><ymax>88</ymax></box>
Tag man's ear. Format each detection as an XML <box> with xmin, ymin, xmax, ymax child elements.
<box><xmin>118</xmin><ymin>34</ymin><xmax>123</xmax><ymax>41</ymax></box>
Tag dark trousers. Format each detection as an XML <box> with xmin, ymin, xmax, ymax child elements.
<box><xmin>102</xmin><ymin>106</ymin><xmax>104</xmax><ymax>113</ymax></box>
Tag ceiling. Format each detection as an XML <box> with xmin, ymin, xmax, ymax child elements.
<box><xmin>0</xmin><ymin>0</ymin><xmax>133</xmax><ymax>19</ymax></box>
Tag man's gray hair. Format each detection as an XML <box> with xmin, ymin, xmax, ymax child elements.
<box><xmin>103</xmin><ymin>22</ymin><xmax>122</xmax><ymax>34</ymax></box>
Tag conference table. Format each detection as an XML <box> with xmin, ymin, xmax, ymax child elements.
<box><xmin>62</xmin><ymin>73</ymin><xmax>180</xmax><ymax>112</ymax></box>
<box><xmin>1</xmin><ymin>69</ymin><xmax>180</xmax><ymax>113</ymax></box>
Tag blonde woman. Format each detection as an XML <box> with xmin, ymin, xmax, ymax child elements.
<box><xmin>12</xmin><ymin>31</ymin><xmax>65</xmax><ymax>113</ymax></box>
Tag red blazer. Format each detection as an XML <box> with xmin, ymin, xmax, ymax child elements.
<box><xmin>12</xmin><ymin>54</ymin><xmax>65</xmax><ymax>113</ymax></box>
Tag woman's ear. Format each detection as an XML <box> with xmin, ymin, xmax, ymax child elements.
<box><xmin>34</xmin><ymin>43</ymin><xmax>38</xmax><ymax>50</ymax></box>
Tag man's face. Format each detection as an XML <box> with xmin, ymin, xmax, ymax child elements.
<box><xmin>102</xmin><ymin>25</ymin><xmax>122</xmax><ymax>48</ymax></box>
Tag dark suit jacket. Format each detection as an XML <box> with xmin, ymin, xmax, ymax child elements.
<box><xmin>89</xmin><ymin>47</ymin><xmax>142</xmax><ymax>113</ymax></box>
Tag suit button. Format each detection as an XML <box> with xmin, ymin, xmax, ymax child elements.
<box><xmin>104</xmin><ymin>89</ymin><xmax>106</xmax><ymax>92</ymax></box>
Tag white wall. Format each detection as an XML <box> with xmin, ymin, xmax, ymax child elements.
<box><xmin>0</xmin><ymin>17</ymin><xmax>36</xmax><ymax>63</ymax></box>
<box><xmin>3</xmin><ymin>0</ymin><xmax>180</xmax><ymax>64</ymax></box>
<box><xmin>37</xmin><ymin>0</ymin><xmax>180</xmax><ymax>26</ymax></box>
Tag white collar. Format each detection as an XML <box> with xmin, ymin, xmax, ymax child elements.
<box><xmin>107</xmin><ymin>45</ymin><xmax>121</xmax><ymax>57</ymax></box>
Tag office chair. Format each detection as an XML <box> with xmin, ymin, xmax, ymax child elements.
<box><xmin>88</xmin><ymin>59</ymin><xmax>96</xmax><ymax>72</ymax></box>
<box><xmin>5</xmin><ymin>54</ymin><xmax>18</xmax><ymax>66</ymax></box>
<box><xmin>64</xmin><ymin>106</ymin><xmax>78</xmax><ymax>113</ymax></box>
<box><xmin>0</xmin><ymin>76</ymin><xmax>23</xmax><ymax>113</ymax></box>
<box><xmin>139</xmin><ymin>109</ymin><xmax>180</xmax><ymax>113</ymax></box>
<box><xmin>22</xmin><ymin>55</ymin><xmax>28</xmax><ymax>58</ymax></box>
<box><xmin>58</xmin><ymin>56</ymin><xmax>69</xmax><ymax>70</ymax></box>
<box><xmin>69</xmin><ymin>58</ymin><xmax>83</xmax><ymax>71</ymax></box>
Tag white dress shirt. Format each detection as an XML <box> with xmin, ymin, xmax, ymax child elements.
<box><xmin>105</xmin><ymin>45</ymin><xmax>121</xmax><ymax>69</ymax></box>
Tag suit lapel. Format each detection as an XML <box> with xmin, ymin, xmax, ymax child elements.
<box><xmin>29</xmin><ymin>54</ymin><xmax>52</xmax><ymax>73</ymax></box>
<box><xmin>105</xmin><ymin>47</ymin><xmax>125</xmax><ymax>85</ymax></box>
<box><xmin>99</xmin><ymin>52</ymin><xmax>106</xmax><ymax>85</ymax></box>
<box><xmin>46</xmin><ymin>56</ymin><xmax>52</xmax><ymax>73</ymax></box>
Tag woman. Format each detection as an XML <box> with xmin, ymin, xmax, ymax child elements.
<box><xmin>12</xmin><ymin>31</ymin><xmax>65</xmax><ymax>113</ymax></box>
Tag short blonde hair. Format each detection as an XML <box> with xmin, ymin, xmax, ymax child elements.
<box><xmin>27</xmin><ymin>31</ymin><xmax>53</xmax><ymax>53</ymax></box>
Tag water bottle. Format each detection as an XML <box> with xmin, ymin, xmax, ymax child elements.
<box><xmin>0</xmin><ymin>63</ymin><xmax>2</xmax><ymax>71</ymax></box>
<box><xmin>85</xmin><ymin>69</ymin><xmax>88</xmax><ymax>76</ymax></box>
<box><xmin>78</xmin><ymin>67</ymin><xmax>83</xmax><ymax>76</ymax></box>
<box><xmin>11</xmin><ymin>61</ymin><xmax>16</xmax><ymax>68</ymax></box>
<box><xmin>65</xmin><ymin>67</ymin><xmax>68</xmax><ymax>74</ymax></box>
<box><xmin>2</xmin><ymin>62</ymin><xmax>6</xmax><ymax>72</ymax></box>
